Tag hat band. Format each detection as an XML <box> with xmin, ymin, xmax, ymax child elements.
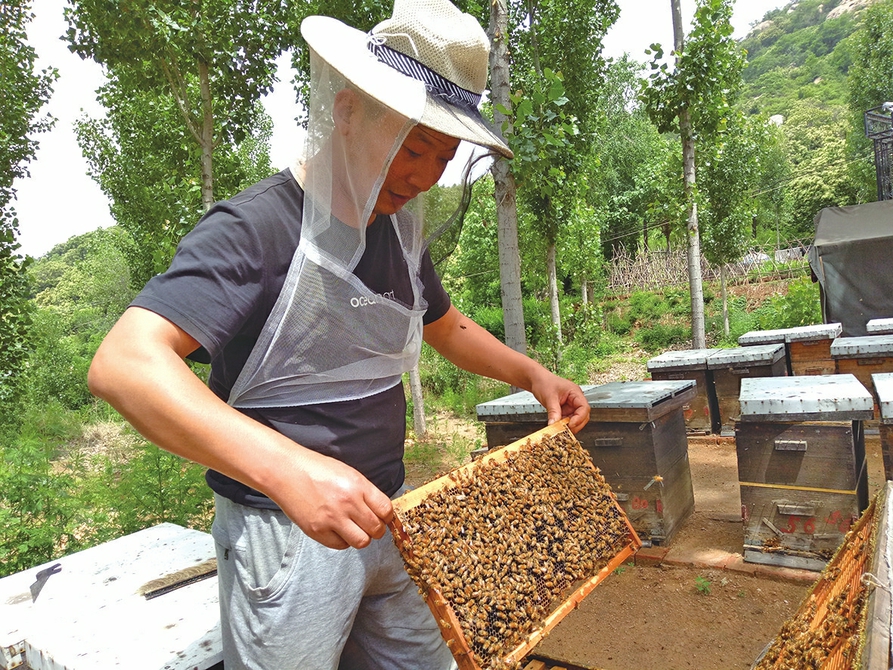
<box><xmin>367</xmin><ymin>39</ymin><xmax>482</xmax><ymax>113</ymax></box>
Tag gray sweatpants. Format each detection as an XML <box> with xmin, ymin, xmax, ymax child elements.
<box><xmin>211</xmin><ymin>493</ymin><xmax>457</xmax><ymax>670</ymax></box>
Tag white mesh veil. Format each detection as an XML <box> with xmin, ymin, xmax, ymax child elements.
<box><xmin>226</xmin><ymin>0</ymin><xmax>505</xmax><ymax>410</ymax></box>
<box><xmin>227</xmin><ymin>50</ymin><xmax>432</xmax><ymax>408</ymax></box>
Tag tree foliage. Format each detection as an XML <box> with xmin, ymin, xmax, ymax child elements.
<box><xmin>640</xmin><ymin>0</ymin><xmax>746</xmax><ymax>348</ymax></box>
<box><xmin>699</xmin><ymin>112</ymin><xmax>774</xmax><ymax>266</ymax></box>
<box><xmin>75</xmin><ymin>78</ymin><xmax>274</xmax><ymax>287</ymax></box>
<box><xmin>65</xmin><ymin>0</ymin><xmax>291</xmax><ymax>209</ymax></box>
<box><xmin>0</xmin><ymin>1</ymin><xmax>57</xmax><ymax>423</ymax></box>
<box><xmin>25</xmin><ymin>228</ymin><xmax>134</xmax><ymax>409</ymax></box>
<box><xmin>589</xmin><ymin>56</ymin><xmax>670</xmax><ymax>258</ymax></box>
<box><xmin>640</xmin><ymin>0</ymin><xmax>746</xmax><ymax>141</ymax></box>
<box><xmin>848</xmin><ymin>0</ymin><xmax>893</xmax><ymax>114</ymax></box>
<box><xmin>781</xmin><ymin>99</ymin><xmax>857</xmax><ymax>233</ymax></box>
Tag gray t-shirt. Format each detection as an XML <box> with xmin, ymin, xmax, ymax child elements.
<box><xmin>132</xmin><ymin>170</ymin><xmax>451</xmax><ymax>507</ymax></box>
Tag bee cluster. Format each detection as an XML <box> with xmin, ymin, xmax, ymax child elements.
<box><xmin>755</xmin><ymin>584</ymin><xmax>866</xmax><ymax>669</ymax></box>
<box><xmin>753</xmin><ymin>505</ymin><xmax>875</xmax><ymax>670</ymax></box>
<box><xmin>393</xmin><ymin>427</ymin><xmax>634</xmax><ymax>670</ymax></box>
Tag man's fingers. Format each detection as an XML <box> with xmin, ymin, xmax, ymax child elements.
<box><xmin>366</xmin><ymin>488</ymin><xmax>394</xmax><ymax>524</ymax></box>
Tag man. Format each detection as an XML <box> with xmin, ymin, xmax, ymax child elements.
<box><xmin>88</xmin><ymin>0</ymin><xmax>590</xmax><ymax>667</ymax></box>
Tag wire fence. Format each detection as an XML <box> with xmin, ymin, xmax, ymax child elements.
<box><xmin>606</xmin><ymin>239</ymin><xmax>814</xmax><ymax>294</ymax></box>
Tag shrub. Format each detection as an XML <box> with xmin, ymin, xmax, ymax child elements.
<box><xmin>753</xmin><ymin>275</ymin><xmax>821</xmax><ymax>330</ymax></box>
<box><xmin>636</xmin><ymin>323</ymin><xmax>691</xmax><ymax>352</ymax></box>
<box><xmin>0</xmin><ymin>402</ymin><xmax>81</xmax><ymax>576</ymax></box>
<box><xmin>468</xmin><ymin>304</ymin><xmax>505</xmax><ymax>342</ymax></box>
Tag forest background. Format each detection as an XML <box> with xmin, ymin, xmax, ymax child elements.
<box><xmin>1</xmin><ymin>0</ymin><xmax>892</xmax><ymax>577</ymax></box>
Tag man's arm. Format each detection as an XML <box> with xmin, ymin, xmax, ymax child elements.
<box><xmin>423</xmin><ymin>305</ymin><xmax>590</xmax><ymax>432</ymax></box>
<box><xmin>88</xmin><ymin>306</ymin><xmax>393</xmax><ymax>550</ymax></box>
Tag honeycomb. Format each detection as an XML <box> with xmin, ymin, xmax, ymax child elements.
<box><xmin>390</xmin><ymin>422</ymin><xmax>640</xmax><ymax>670</ymax></box>
<box><xmin>753</xmin><ymin>492</ymin><xmax>880</xmax><ymax>670</ymax></box>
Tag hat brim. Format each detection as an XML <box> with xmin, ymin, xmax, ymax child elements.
<box><xmin>301</xmin><ymin>15</ymin><xmax>513</xmax><ymax>159</ymax></box>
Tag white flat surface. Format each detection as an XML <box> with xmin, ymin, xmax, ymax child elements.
<box><xmin>831</xmin><ymin>334</ymin><xmax>893</xmax><ymax>358</ymax></box>
<box><xmin>866</xmin><ymin>318</ymin><xmax>893</xmax><ymax>334</ymax></box>
<box><xmin>0</xmin><ymin>523</ymin><xmax>220</xmax><ymax>670</ymax></box>
<box><xmin>739</xmin><ymin>374</ymin><xmax>874</xmax><ymax>419</ymax></box>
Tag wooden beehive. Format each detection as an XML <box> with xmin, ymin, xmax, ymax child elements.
<box><xmin>739</xmin><ymin>327</ymin><xmax>793</xmax><ymax>376</ymax></box>
<box><xmin>577</xmin><ymin>381</ymin><xmax>696</xmax><ymax>546</ymax></box>
<box><xmin>786</xmin><ymin>324</ymin><xmax>842</xmax><ymax>376</ymax></box>
<box><xmin>752</xmin><ymin>483</ymin><xmax>891</xmax><ymax>670</ymax></box>
<box><xmin>875</xmin><ymin>372</ymin><xmax>893</xmax><ymax>481</ymax></box>
<box><xmin>706</xmin><ymin>344</ymin><xmax>787</xmax><ymax>436</ymax></box>
<box><xmin>0</xmin><ymin>523</ymin><xmax>221</xmax><ymax>670</ymax></box>
<box><xmin>646</xmin><ymin>348</ymin><xmax>720</xmax><ymax>433</ymax></box>
<box><xmin>736</xmin><ymin>375</ymin><xmax>874</xmax><ymax>571</ymax></box>
<box><xmin>389</xmin><ymin>421</ymin><xmax>641</xmax><ymax>670</ymax></box>
<box><xmin>832</xmin><ymin>335</ymin><xmax>893</xmax><ymax>417</ymax></box>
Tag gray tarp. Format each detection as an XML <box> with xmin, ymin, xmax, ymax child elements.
<box><xmin>808</xmin><ymin>200</ymin><xmax>893</xmax><ymax>336</ymax></box>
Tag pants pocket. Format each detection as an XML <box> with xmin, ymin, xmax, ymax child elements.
<box><xmin>213</xmin><ymin>497</ymin><xmax>305</xmax><ymax>604</ymax></box>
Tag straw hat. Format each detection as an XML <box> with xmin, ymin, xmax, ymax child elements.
<box><xmin>301</xmin><ymin>0</ymin><xmax>513</xmax><ymax>159</ymax></box>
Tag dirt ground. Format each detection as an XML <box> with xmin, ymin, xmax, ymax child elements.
<box><xmin>528</xmin><ymin>434</ymin><xmax>887</xmax><ymax>670</ymax></box>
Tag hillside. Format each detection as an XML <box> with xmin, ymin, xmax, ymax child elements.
<box><xmin>740</xmin><ymin>0</ymin><xmax>875</xmax><ymax>116</ymax></box>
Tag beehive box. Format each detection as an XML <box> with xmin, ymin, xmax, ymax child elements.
<box><xmin>0</xmin><ymin>523</ymin><xmax>221</xmax><ymax>670</ymax></box>
<box><xmin>866</xmin><ymin>317</ymin><xmax>893</xmax><ymax>335</ymax></box>
<box><xmin>389</xmin><ymin>421</ymin><xmax>641</xmax><ymax>670</ymax></box>
<box><xmin>874</xmin><ymin>372</ymin><xmax>893</xmax><ymax>481</ymax></box>
<box><xmin>576</xmin><ymin>380</ymin><xmax>696</xmax><ymax>546</ymax></box>
<box><xmin>706</xmin><ymin>344</ymin><xmax>787</xmax><ymax>436</ymax></box>
<box><xmin>752</xmin><ymin>482</ymin><xmax>892</xmax><ymax>670</ymax></box>
<box><xmin>786</xmin><ymin>323</ymin><xmax>842</xmax><ymax>376</ymax></box>
<box><xmin>831</xmin><ymin>335</ymin><xmax>893</xmax><ymax>415</ymax></box>
<box><xmin>646</xmin><ymin>348</ymin><xmax>720</xmax><ymax>433</ymax></box>
<box><xmin>736</xmin><ymin>375</ymin><xmax>874</xmax><ymax>571</ymax></box>
<box><xmin>476</xmin><ymin>381</ymin><xmax>696</xmax><ymax>546</ymax></box>
<box><xmin>738</xmin><ymin>328</ymin><xmax>793</xmax><ymax>376</ymax></box>
<box><xmin>475</xmin><ymin>386</ymin><xmax>596</xmax><ymax>449</ymax></box>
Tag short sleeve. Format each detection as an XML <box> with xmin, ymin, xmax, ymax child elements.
<box><xmin>131</xmin><ymin>172</ymin><xmax>303</xmax><ymax>360</ymax></box>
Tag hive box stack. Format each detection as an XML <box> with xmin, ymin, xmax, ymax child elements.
<box><xmin>646</xmin><ymin>348</ymin><xmax>720</xmax><ymax>433</ymax></box>
<box><xmin>476</xmin><ymin>381</ymin><xmax>697</xmax><ymax>546</ymax></box>
<box><xmin>874</xmin><ymin>372</ymin><xmax>893</xmax><ymax>480</ymax></box>
<box><xmin>867</xmin><ymin>317</ymin><xmax>893</xmax><ymax>335</ymax></box>
<box><xmin>785</xmin><ymin>323</ymin><xmax>842</xmax><ymax>376</ymax></box>
<box><xmin>831</xmin><ymin>334</ymin><xmax>893</xmax><ymax>415</ymax></box>
<box><xmin>735</xmin><ymin>375</ymin><xmax>873</xmax><ymax>571</ymax></box>
<box><xmin>706</xmin><ymin>344</ymin><xmax>786</xmax><ymax>436</ymax></box>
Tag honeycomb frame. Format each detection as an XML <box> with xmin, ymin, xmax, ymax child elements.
<box><xmin>389</xmin><ymin>420</ymin><xmax>642</xmax><ymax>670</ymax></box>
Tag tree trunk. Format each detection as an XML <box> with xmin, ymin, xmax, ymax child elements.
<box><xmin>672</xmin><ymin>0</ymin><xmax>706</xmax><ymax>349</ymax></box>
<box><xmin>489</xmin><ymin>0</ymin><xmax>527</xmax><ymax>359</ymax></box>
<box><xmin>198</xmin><ymin>58</ymin><xmax>214</xmax><ymax>211</ymax></box>
<box><xmin>547</xmin><ymin>241</ymin><xmax>562</xmax><ymax>344</ymax></box>
<box><xmin>581</xmin><ymin>272</ymin><xmax>588</xmax><ymax>304</ymax></box>
<box><xmin>721</xmin><ymin>264</ymin><xmax>729</xmax><ymax>338</ymax></box>
<box><xmin>409</xmin><ymin>364</ymin><xmax>426</xmax><ymax>437</ymax></box>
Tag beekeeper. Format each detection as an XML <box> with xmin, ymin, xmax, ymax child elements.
<box><xmin>88</xmin><ymin>0</ymin><xmax>590</xmax><ymax>667</ymax></box>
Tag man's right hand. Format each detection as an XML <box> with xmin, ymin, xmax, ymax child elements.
<box><xmin>269</xmin><ymin>447</ymin><xmax>394</xmax><ymax>550</ymax></box>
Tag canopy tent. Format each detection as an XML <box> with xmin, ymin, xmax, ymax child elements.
<box><xmin>809</xmin><ymin>200</ymin><xmax>893</xmax><ymax>336</ymax></box>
